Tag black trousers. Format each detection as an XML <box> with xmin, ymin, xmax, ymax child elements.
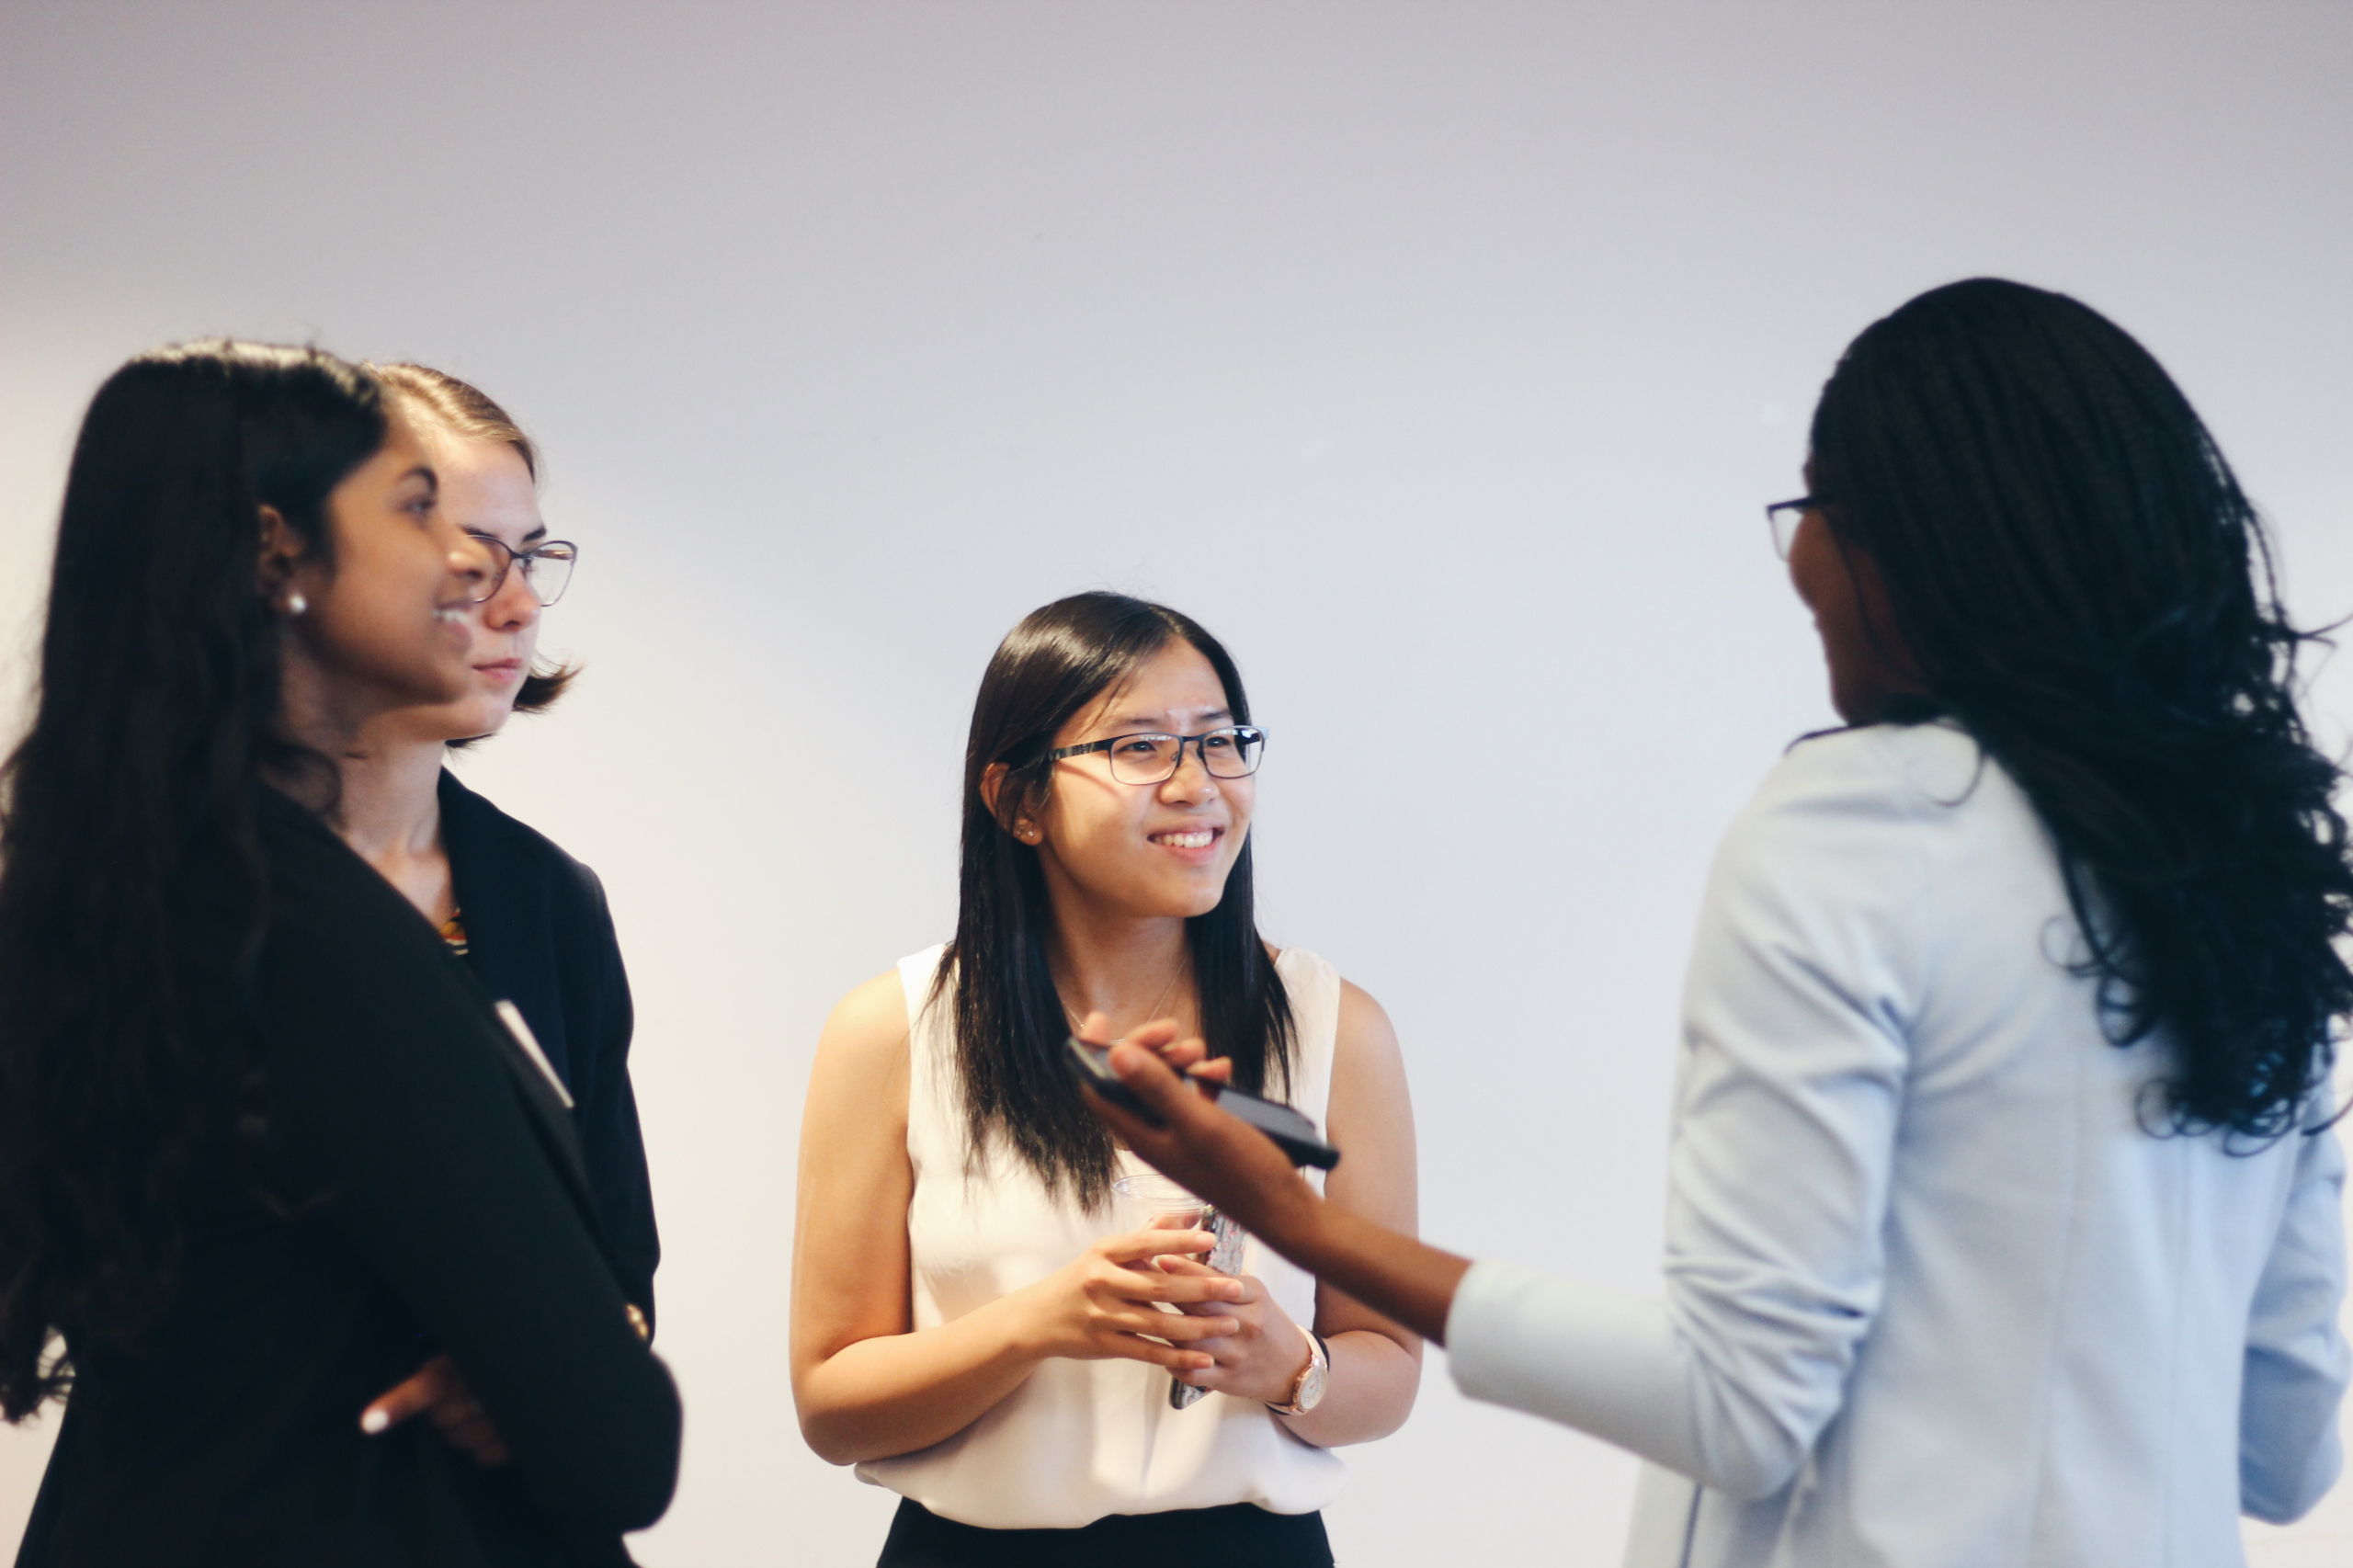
<box><xmin>878</xmin><ymin>1498</ymin><xmax>1335</xmax><ymax>1568</ymax></box>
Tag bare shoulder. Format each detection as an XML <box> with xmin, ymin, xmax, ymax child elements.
<box><xmin>1335</xmin><ymin>977</ymin><xmax>1404</xmax><ymax>1072</ymax></box>
<box><xmin>807</xmin><ymin>970</ymin><xmax>914</xmax><ymax>1117</ymax></box>
<box><xmin>822</xmin><ymin>970</ymin><xmax>913</xmax><ymax>1054</ymax></box>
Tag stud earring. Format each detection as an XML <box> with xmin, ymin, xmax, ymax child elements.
<box><xmin>285</xmin><ymin>591</ymin><xmax>308</xmax><ymax>617</ymax></box>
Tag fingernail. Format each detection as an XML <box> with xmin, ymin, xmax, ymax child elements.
<box><xmin>359</xmin><ymin>1409</ymin><xmax>389</xmax><ymax>1435</ymax></box>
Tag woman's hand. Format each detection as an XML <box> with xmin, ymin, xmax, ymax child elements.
<box><xmin>1085</xmin><ymin>1030</ymin><xmax>1470</xmax><ymax>1346</ymax></box>
<box><xmin>1084</xmin><ymin>1029</ymin><xmax>1319</xmax><ymax>1245</ymax></box>
<box><xmin>1071</xmin><ymin>1009</ymin><xmax>1233</xmax><ymax>1086</ymax></box>
<box><xmin>1002</xmin><ymin>1228</ymin><xmax>1245</xmax><ymax>1371</ymax></box>
<box><xmin>1157</xmin><ymin>1256</ymin><xmax>1314</xmax><ymax>1403</ymax></box>
<box><xmin>360</xmin><ymin>1354</ymin><xmax>510</xmax><ymax>1466</ymax></box>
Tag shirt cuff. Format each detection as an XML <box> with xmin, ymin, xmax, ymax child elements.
<box><xmin>1446</xmin><ymin>1258</ymin><xmax>1681</xmax><ymax>1449</ymax></box>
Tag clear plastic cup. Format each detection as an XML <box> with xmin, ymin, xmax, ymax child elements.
<box><xmin>1111</xmin><ymin>1172</ymin><xmax>1211</xmax><ymax>1233</ymax></box>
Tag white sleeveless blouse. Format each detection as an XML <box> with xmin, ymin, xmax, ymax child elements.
<box><xmin>856</xmin><ymin>945</ymin><xmax>1348</xmax><ymax>1528</ymax></box>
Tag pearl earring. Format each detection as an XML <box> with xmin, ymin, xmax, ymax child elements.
<box><xmin>285</xmin><ymin>591</ymin><xmax>308</xmax><ymax>617</ymax></box>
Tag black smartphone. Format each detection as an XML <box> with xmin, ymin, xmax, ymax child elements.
<box><xmin>1064</xmin><ymin>1036</ymin><xmax>1341</xmax><ymax>1170</ymax></box>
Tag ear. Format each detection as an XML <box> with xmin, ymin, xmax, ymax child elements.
<box><xmin>255</xmin><ymin>505</ymin><xmax>309</xmax><ymax>602</ymax></box>
<box><xmin>980</xmin><ymin>762</ymin><xmax>1041</xmax><ymax>844</ymax></box>
<box><xmin>980</xmin><ymin>762</ymin><xmax>1020</xmax><ymax>829</ymax></box>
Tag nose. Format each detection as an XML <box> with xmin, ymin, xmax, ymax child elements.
<box><xmin>481</xmin><ymin>563</ymin><xmax>543</xmax><ymax>630</ymax></box>
<box><xmin>1160</xmin><ymin>740</ymin><xmax>1220</xmax><ymax>802</ymax></box>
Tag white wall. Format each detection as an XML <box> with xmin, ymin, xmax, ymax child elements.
<box><xmin>3</xmin><ymin>3</ymin><xmax>2349</xmax><ymax>1562</ymax></box>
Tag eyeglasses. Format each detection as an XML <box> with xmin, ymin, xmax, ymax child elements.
<box><xmin>1764</xmin><ymin>496</ymin><xmax>1821</xmax><ymax>561</ymax></box>
<box><xmin>1042</xmin><ymin>725</ymin><xmax>1267</xmax><ymax>785</ymax></box>
<box><xmin>467</xmin><ymin>534</ymin><xmax>579</xmax><ymax>606</ymax></box>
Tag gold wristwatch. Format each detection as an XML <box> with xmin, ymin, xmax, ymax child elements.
<box><xmin>1267</xmin><ymin>1330</ymin><xmax>1330</xmax><ymax>1416</ymax></box>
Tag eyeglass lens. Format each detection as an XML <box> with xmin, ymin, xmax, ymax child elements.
<box><xmin>468</xmin><ymin>537</ymin><xmax>579</xmax><ymax>607</ymax></box>
<box><xmin>1765</xmin><ymin>502</ymin><xmax>1809</xmax><ymax>561</ymax></box>
<box><xmin>1105</xmin><ymin>729</ymin><xmax>1265</xmax><ymax>784</ymax></box>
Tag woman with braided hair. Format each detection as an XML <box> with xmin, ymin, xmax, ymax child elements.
<box><xmin>1089</xmin><ymin>278</ymin><xmax>2351</xmax><ymax>1566</ymax></box>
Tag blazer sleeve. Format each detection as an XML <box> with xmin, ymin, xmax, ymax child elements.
<box><xmin>259</xmin><ymin>844</ymin><xmax>682</xmax><ymax>1533</ymax></box>
<box><xmin>1449</xmin><ymin>733</ymin><xmax>1924</xmax><ymax>1499</ymax></box>
<box><xmin>2240</xmin><ymin>1108</ymin><xmax>2349</xmax><ymax>1523</ymax></box>
<box><xmin>574</xmin><ymin>861</ymin><xmax>662</xmax><ymax>1328</ymax></box>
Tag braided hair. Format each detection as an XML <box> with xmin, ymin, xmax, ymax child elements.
<box><xmin>1810</xmin><ymin>278</ymin><xmax>2353</xmax><ymax>1140</ymax></box>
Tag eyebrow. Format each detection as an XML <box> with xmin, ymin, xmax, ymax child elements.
<box><xmin>403</xmin><ymin>464</ymin><xmax>438</xmax><ymax>493</ymax></box>
<box><xmin>1101</xmin><ymin>707</ymin><xmax>1233</xmax><ymax>733</ymax></box>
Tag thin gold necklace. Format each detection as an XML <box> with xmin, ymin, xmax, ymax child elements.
<box><xmin>1059</xmin><ymin>961</ymin><xmax>1187</xmax><ymax>1043</ymax></box>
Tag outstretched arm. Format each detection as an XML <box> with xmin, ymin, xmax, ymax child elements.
<box><xmin>1087</xmin><ymin>1034</ymin><xmax>1472</xmax><ymax>1345</ymax></box>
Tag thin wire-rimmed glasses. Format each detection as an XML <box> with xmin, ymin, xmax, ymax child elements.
<box><xmin>1764</xmin><ymin>496</ymin><xmax>1820</xmax><ymax>561</ymax></box>
<box><xmin>466</xmin><ymin>534</ymin><xmax>580</xmax><ymax>606</ymax></box>
<box><xmin>1043</xmin><ymin>725</ymin><xmax>1267</xmax><ymax>785</ymax></box>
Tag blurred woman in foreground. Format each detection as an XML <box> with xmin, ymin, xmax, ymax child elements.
<box><xmin>0</xmin><ymin>343</ymin><xmax>678</xmax><ymax>1565</ymax></box>
<box><xmin>1089</xmin><ymin>279</ymin><xmax>2351</xmax><ymax>1566</ymax></box>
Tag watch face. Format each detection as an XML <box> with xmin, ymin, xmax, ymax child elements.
<box><xmin>1296</xmin><ymin>1358</ymin><xmax>1328</xmax><ymax>1412</ymax></box>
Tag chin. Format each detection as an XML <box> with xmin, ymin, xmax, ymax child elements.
<box><xmin>439</xmin><ymin>703</ymin><xmax>516</xmax><ymax>743</ymax></box>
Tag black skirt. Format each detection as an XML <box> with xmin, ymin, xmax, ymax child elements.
<box><xmin>878</xmin><ymin>1497</ymin><xmax>1335</xmax><ymax>1568</ymax></box>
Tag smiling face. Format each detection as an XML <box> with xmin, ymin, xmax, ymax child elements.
<box><xmin>379</xmin><ymin>418</ymin><xmax>548</xmax><ymax>744</ymax></box>
<box><xmin>1027</xmin><ymin>639</ymin><xmax>1255</xmax><ymax>926</ymax></box>
<box><xmin>274</xmin><ymin>406</ymin><xmax>488</xmax><ymax>719</ymax></box>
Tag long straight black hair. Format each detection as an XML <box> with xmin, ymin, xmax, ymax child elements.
<box><xmin>1809</xmin><ymin>278</ymin><xmax>2353</xmax><ymax>1140</ymax></box>
<box><xmin>935</xmin><ymin>592</ymin><xmax>1294</xmax><ymax>1204</ymax></box>
<box><xmin>0</xmin><ymin>341</ymin><xmax>388</xmax><ymax>1420</ymax></box>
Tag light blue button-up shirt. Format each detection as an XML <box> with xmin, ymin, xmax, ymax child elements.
<box><xmin>1448</xmin><ymin>721</ymin><xmax>2347</xmax><ymax>1567</ymax></box>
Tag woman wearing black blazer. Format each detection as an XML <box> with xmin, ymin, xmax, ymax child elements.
<box><xmin>318</xmin><ymin>365</ymin><xmax>661</xmax><ymax>1457</ymax></box>
<box><xmin>0</xmin><ymin>342</ymin><xmax>679</xmax><ymax>1565</ymax></box>
<box><xmin>438</xmin><ymin>770</ymin><xmax>659</xmax><ymax>1324</ymax></box>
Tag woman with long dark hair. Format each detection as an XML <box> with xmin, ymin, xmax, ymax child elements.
<box><xmin>1087</xmin><ymin>279</ymin><xmax>2352</xmax><ymax>1565</ymax></box>
<box><xmin>791</xmin><ymin>593</ymin><xmax>1421</xmax><ymax>1567</ymax></box>
<box><xmin>0</xmin><ymin>342</ymin><xmax>679</xmax><ymax>1565</ymax></box>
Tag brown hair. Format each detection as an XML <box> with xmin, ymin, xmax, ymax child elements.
<box><xmin>368</xmin><ymin>361</ymin><xmax>577</xmax><ymax>727</ymax></box>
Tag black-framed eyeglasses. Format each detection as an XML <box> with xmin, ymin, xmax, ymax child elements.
<box><xmin>1043</xmin><ymin>725</ymin><xmax>1267</xmax><ymax>785</ymax></box>
<box><xmin>1764</xmin><ymin>496</ymin><xmax>1820</xmax><ymax>561</ymax></box>
<box><xmin>467</xmin><ymin>534</ymin><xmax>579</xmax><ymax>606</ymax></box>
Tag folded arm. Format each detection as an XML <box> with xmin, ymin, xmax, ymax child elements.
<box><xmin>263</xmin><ymin>842</ymin><xmax>681</xmax><ymax>1532</ymax></box>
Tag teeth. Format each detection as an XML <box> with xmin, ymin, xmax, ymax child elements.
<box><xmin>1156</xmin><ymin>831</ymin><xmax>1214</xmax><ymax>849</ymax></box>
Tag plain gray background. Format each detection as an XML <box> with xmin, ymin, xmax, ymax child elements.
<box><xmin>3</xmin><ymin>3</ymin><xmax>2349</xmax><ymax>1562</ymax></box>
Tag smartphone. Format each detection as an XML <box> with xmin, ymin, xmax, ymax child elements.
<box><xmin>1064</xmin><ymin>1035</ymin><xmax>1341</xmax><ymax>1170</ymax></box>
<box><xmin>1169</xmin><ymin>1209</ymin><xmax>1248</xmax><ymax>1412</ymax></box>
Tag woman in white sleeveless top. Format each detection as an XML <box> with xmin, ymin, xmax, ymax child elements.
<box><xmin>791</xmin><ymin>593</ymin><xmax>1421</xmax><ymax>1566</ymax></box>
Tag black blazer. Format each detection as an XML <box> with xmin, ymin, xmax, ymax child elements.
<box><xmin>18</xmin><ymin>788</ymin><xmax>680</xmax><ymax>1568</ymax></box>
<box><xmin>438</xmin><ymin>770</ymin><xmax>659</xmax><ymax>1324</ymax></box>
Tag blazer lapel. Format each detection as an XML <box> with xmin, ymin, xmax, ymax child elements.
<box><xmin>467</xmin><ymin>976</ymin><xmax>601</xmax><ymax>1229</ymax></box>
<box><xmin>439</xmin><ymin>770</ymin><xmax>574</xmax><ymax>1089</ymax></box>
